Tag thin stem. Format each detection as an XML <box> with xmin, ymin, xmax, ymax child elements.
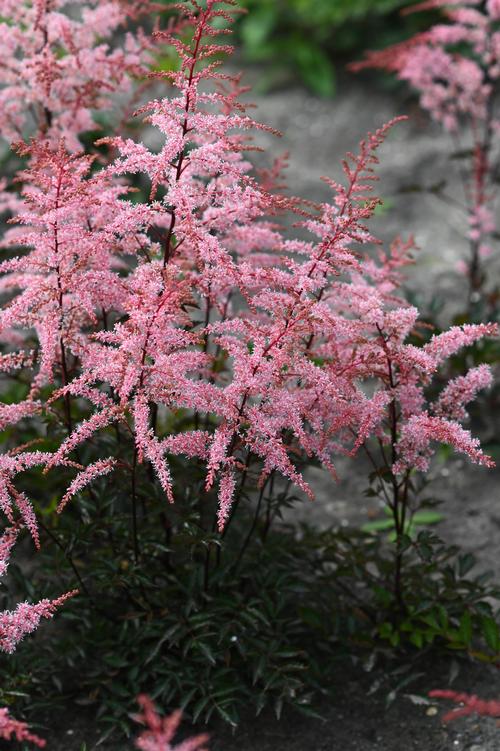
<box><xmin>376</xmin><ymin>324</ymin><xmax>406</xmax><ymax>613</ymax></box>
<box><xmin>52</xmin><ymin>163</ymin><xmax>73</xmax><ymax>435</ymax></box>
<box><xmin>38</xmin><ymin>518</ymin><xmax>91</xmax><ymax>599</ymax></box>
<box><xmin>232</xmin><ymin>479</ymin><xmax>269</xmax><ymax>573</ymax></box>
<box><xmin>131</xmin><ymin>447</ymin><xmax>140</xmax><ymax>563</ymax></box>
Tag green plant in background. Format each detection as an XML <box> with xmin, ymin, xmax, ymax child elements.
<box><xmin>236</xmin><ymin>0</ymin><xmax>422</xmax><ymax>95</ymax></box>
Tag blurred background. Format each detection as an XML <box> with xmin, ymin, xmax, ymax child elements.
<box><xmin>233</xmin><ymin>0</ymin><xmax>434</xmax><ymax>96</ymax></box>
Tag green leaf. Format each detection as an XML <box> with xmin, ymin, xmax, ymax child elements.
<box><xmin>362</xmin><ymin>518</ymin><xmax>395</xmax><ymax>533</ymax></box>
<box><xmin>215</xmin><ymin>703</ymin><xmax>239</xmax><ymax>728</ymax></box>
<box><xmin>481</xmin><ymin>616</ymin><xmax>500</xmax><ymax>652</ymax></box>
<box><xmin>192</xmin><ymin>696</ymin><xmax>210</xmax><ymax>723</ymax></box>
<box><xmin>409</xmin><ymin>631</ymin><xmax>423</xmax><ymax>648</ymax></box>
<box><xmin>292</xmin><ymin>41</ymin><xmax>336</xmax><ymax>97</ymax></box>
<box><xmin>198</xmin><ymin>642</ymin><xmax>217</xmax><ymax>666</ymax></box>
<box><xmin>240</xmin><ymin>6</ymin><xmax>276</xmax><ymax>50</ymax></box>
<box><xmin>458</xmin><ymin>611</ymin><xmax>472</xmax><ymax>646</ymax></box>
<box><xmin>412</xmin><ymin>511</ymin><xmax>443</xmax><ymax>526</ymax></box>
<box><xmin>458</xmin><ymin>553</ymin><xmax>476</xmax><ymax>577</ymax></box>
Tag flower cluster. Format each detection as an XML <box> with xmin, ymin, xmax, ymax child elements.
<box><xmin>354</xmin><ymin>0</ymin><xmax>500</xmax><ymax>132</ymax></box>
<box><xmin>0</xmin><ymin>0</ymin><xmax>495</xmax><ymax>542</ymax></box>
<box><xmin>0</xmin><ymin>524</ymin><xmax>76</xmax><ymax>654</ymax></box>
<box><xmin>0</xmin><ymin>707</ymin><xmax>45</xmax><ymax>748</ymax></box>
<box><xmin>353</xmin><ymin>0</ymin><xmax>500</xmax><ymax>294</ymax></box>
<box><xmin>0</xmin><ymin>0</ymin><xmax>153</xmax><ymax>151</ymax></box>
<box><xmin>134</xmin><ymin>696</ymin><xmax>209</xmax><ymax>751</ymax></box>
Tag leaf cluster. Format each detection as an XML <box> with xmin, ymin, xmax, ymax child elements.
<box><xmin>3</xmin><ymin>472</ymin><xmax>500</xmax><ymax>738</ymax></box>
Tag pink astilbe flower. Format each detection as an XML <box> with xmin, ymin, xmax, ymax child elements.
<box><xmin>0</xmin><ymin>451</ymin><xmax>58</xmax><ymax>545</ymax></box>
<box><xmin>435</xmin><ymin>363</ymin><xmax>493</xmax><ymax>420</ymax></box>
<box><xmin>0</xmin><ymin>400</ymin><xmax>41</xmax><ymax>432</ymax></box>
<box><xmin>0</xmin><ymin>0</ymin><xmax>153</xmax><ymax>150</ymax></box>
<box><xmin>0</xmin><ymin>0</ymin><xmax>496</xmax><ymax>543</ymax></box>
<box><xmin>393</xmin><ymin>413</ymin><xmax>494</xmax><ymax>474</ymax></box>
<box><xmin>429</xmin><ymin>689</ymin><xmax>500</xmax><ymax>722</ymax></box>
<box><xmin>0</xmin><ymin>524</ymin><xmax>19</xmax><ymax>578</ymax></box>
<box><xmin>134</xmin><ymin>696</ymin><xmax>209</xmax><ymax>751</ymax></box>
<box><xmin>57</xmin><ymin>458</ymin><xmax>117</xmax><ymax>512</ymax></box>
<box><xmin>0</xmin><ymin>523</ymin><xmax>77</xmax><ymax>653</ymax></box>
<box><xmin>353</xmin><ymin>0</ymin><xmax>500</xmax><ymax>293</ymax></box>
<box><xmin>0</xmin><ymin>139</ymin><xmax>137</xmax><ymax>401</ymax></box>
<box><xmin>0</xmin><ymin>589</ymin><xmax>77</xmax><ymax>654</ymax></box>
<box><xmin>424</xmin><ymin>323</ymin><xmax>499</xmax><ymax>364</ymax></box>
<box><xmin>216</xmin><ymin>468</ymin><xmax>236</xmax><ymax>531</ymax></box>
<box><xmin>353</xmin><ymin>1</ymin><xmax>497</xmax><ymax>131</ymax></box>
<box><xmin>0</xmin><ymin>707</ymin><xmax>45</xmax><ymax>747</ymax></box>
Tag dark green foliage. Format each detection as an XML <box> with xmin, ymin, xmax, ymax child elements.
<box><xmin>235</xmin><ymin>0</ymin><xmax>428</xmax><ymax>95</ymax></box>
<box><xmin>2</xmin><ymin>454</ymin><xmax>500</xmax><ymax>739</ymax></box>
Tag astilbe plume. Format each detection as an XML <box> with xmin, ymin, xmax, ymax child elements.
<box><xmin>0</xmin><ymin>707</ymin><xmax>45</xmax><ymax>747</ymax></box>
<box><xmin>297</xmin><ymin>223</ymin><xmax>497</xmax><ymax>479</ymax></box>
<box><xmin>353</xmin><ymin>0</ymin><xmax>500</xmax><ymax>294</ymax></box>
<box><xmin>0</xmin><ymin>0</ymin><xmax>153</xmax><ymax>151</ymax></box>
<box><xmin>429</xmin><ymin>689</ymin><xmax>500</xmax><ymax>722</ymax></box>
<box><xmin>0</xmin><ymin>524</ymin><xmax>77</xmax><ymax>654</ymax></box>
<box><xmin>134</xmin><ymin>696</ymin><xmax>209</xmax><ymax>751</ymax></box>
<box><xmin>0</xmin><ymin>523</ymin><xmax>74</xmax><ymax>746</ymax></box>
<box><xmin>0</xmin><ymin>136</ymin><xmax>147</xmax><ymax>530</ymax></box>
<box><xmin>0</xmin><ymin>140</ymin><xmax>135</xmax><ymax>395</ymax></box>
<box><xmin>39</xmin><ymin>0</ymin><xmax>316</xmax><ymax>527</ymax></box>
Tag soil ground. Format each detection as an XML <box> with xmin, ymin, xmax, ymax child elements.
<box><xmin>25</xmin><ymin>72</ymin><xmax>500</xmax><ymax>750</ymax></box>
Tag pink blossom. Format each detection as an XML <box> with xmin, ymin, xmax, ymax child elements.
<box><xmin>435</xmin><ymin>363</ymin><xmax>493</xmax><ymax>420</ymax></box>
<box><xmin>487</xmin><ymin>0</ymin><xmax>500</xmax><ymax>20</ymax></box>
<box><xmin>424</xmin><ymin>323</ymin><xmax>498</xmax><ymax>364</ymax></box>
<box><xmin>134</xmin><ymin>696</ymin><xmax>209</xmax><ymax>751</ymax></box>
<box><xmin>0</xmin><ymin>707</ymin><xmax>45</xmax><ymax>747</ymax></box>
<box><xmin>0</xmin><ymin>525</ymin><xmax>19</xmax><ymax>578</ymax></box>
<box><xmin>353</xmin><ymin>0</ymin><xmax>499</xmax><ymax>287</ymax></box>
<box><xmin>0</xmin><ymin>0</ymin><xmax>495</xmax><ymax>545</ymax></box>
<box><xmin>0</xmin><ymin>0</ymin><xmax>152</xmax><ymax>149</ymax></box>
<box><xmin>133</xmin><ymin>394</ymin><xmax>174</xmax><ymax>503</ymax></box>
<box><xmin>394</xmin><ymin>413</ymin><xmax>494</xmax><ymax>474</ymax></box>
<box><xmin>0</xmin><ymin>589</ymin><xmax>77</xmax><ymax>654</ymax></box>
<box><xmin>0</xmin><ymin>521</ymin><xmax>77</xmax><ymax>657</ymax></box>
<box><xmin>217</xmin><ymin>469</ymin><xmax>236</xmax><ymax>532</ymax></box>
<box><xmin>57</xmin><ymin>458</ymin><xmax>117</xmax><ymax>512</ymax></box>
<box><xmin>0</xmin><ymin>400</ymin><xmax>40</xmax><ymax>431</ymax></box>
<box><xmin>0</xmin><ymin>451</ymin><xmax>57</xmax><ymax>546</ymax></box>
